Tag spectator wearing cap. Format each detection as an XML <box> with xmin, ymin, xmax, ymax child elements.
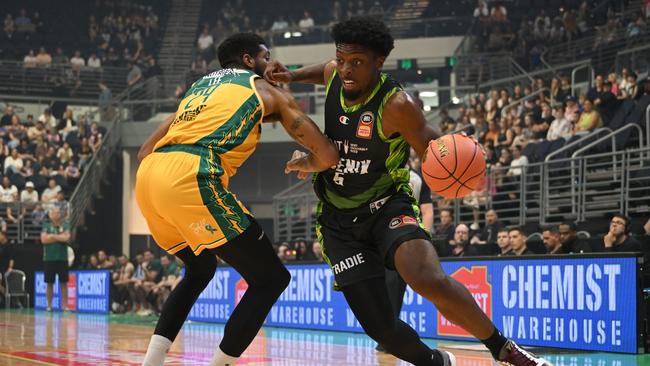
<box><xmin>564</xmin><ymin>95</ymin><xmax>580</xmax><ymax>123</ymax></box>
<box><xmin>20</xmin><ymin>181</ymin><xmax>39</xmax><ymax>204</ymax></box>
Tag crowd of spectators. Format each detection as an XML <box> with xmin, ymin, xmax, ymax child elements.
<box><xmin>0</xmin><ymin>104</ymin><xmax>104</xmax><ymax>237</ymax></box>
<box><xmin>472</xmin><ymin>0</ymin><xmax>649</xmax><ymax>69</ymax></box>
<box><xmin>193</xmin><ymin>0</ymin><xmax>388</xmax><ymax>71</ymax></box>
<box><xmin>76</xmin><ymin>248</ymin><xmax>183</xmax><ymax>316</ymax></box>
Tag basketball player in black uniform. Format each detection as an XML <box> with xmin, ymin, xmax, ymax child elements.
<box><xmin>266</xmin><ymin>17</ymin><xmax>552</xmax><ymax>366</ymax></box>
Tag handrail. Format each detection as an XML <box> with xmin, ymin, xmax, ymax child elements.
<box><xmin>646</xmin><ymin>105</ymin><xmax>650</xmax><ymax>158</ymax></box>
<box><xmin>544</xmin><ymin>127</ymin><xmax>612</xmax><ymax>162</ymax></box>
<box><xmin>571</xmin><ymin>63</ymin><xmax>593</xmax><ymax>97</ymax></box>
<box><xmin>510</xmin><ymin>57</ymin><xmax>533</xmax><ymax>83</ymax></box>
<box><xmin>500</xmin><ymin>88</ymin><xmax>548</xmax><ymax>119</ymax></box>
<box><xmin>572</xmin><ymin>124</ymin><xmax>644</xmax><ymax>158</ymax></box>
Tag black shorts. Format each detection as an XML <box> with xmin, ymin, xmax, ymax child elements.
<box><xmin>44</xmin><ymin>260</ymin><xmax>69</xmax><ymax>284</ymax></box>
<box><xmin>317</xmin><ymin>193</ymin><xmax>430</xmax><ymax>288</ymax></box>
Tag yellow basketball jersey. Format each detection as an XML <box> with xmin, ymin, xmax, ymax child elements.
<box><xmin>154</xmin><ymin>68</ymin><xmax>265</xmax><ymax>187</ymax></box>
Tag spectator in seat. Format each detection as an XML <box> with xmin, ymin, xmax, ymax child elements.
<box><xmin>23</xmin><ymin>50</ymin><xmax>37</xmax><ymax>68</ymax></box>
<box><xmin>52</xmin><ymin>47</ymin><xmax>67</xmax><ymax>65</ymax></box>
<box><xmin>31</xmin><ymin>203</ymin><xmax>47</xmax><ymax>227</ymax></box>
<box><xmin>87</xmin><ymin>53</ymin><xmax>101</xmax><ymax>68</ymax></box>
<box><xmin>4</xmin><ymin>148</ymin><xmax>23</xmax><ymax>175</ymax></box>
<box><xmin>271</xmin><ymin>16</ymin><xmax>289</xmax><ymax>32</ymax></box>
<box><xmin>449</xmin><ymin>224</ymin><xmax>473</xmax><ymax>257</ymax></box>
<box><xmin>133</xmin><ymin>249</ymin><xmax>161</xmax><ymax>316</ymax></box>
<box><xmin>602</xmin><ymin>214</ymin><xmax>641</xmax><ymax>252</ymax></box>
<box><xmin>0</xmin><ymin>177</ymin><xmax>18</xmax><ymax>203</ymax></box>
<box><xmin>564</xmin><ymin>95</ymin><xmax>580</xmax><ymax>124</ymax></box>
<box><xmin>587</xmin><ymin>75</ymin><xmax>605</xmax><ymax>101</ymax></box>
<box><xmin>619</xmin><ymin>72</ymin><xmax>640</xmax><ymax>100</ymax></box>
<box><xmin>507</xmin><ymin>145</ymin><xmax>528</xmax><ymax>177</ymax></box>
<box><xmin>277</xmin><ymin>242</ymin><xmax>294</xmax><ymax>262</ymax></box>
<box><xmin>97</xmin><ymin>249</ymin><xmax>113</xmax><ymax>269</ymax></box>
<box><xmin>89</xmin><ymin>122</ymin><xmax>103</xmax><ymax>152</ymax></box>
<box><xmin>70</xmin><ymin>50</ymin><xmax>85</xmax><ymax>69</ymax></box>
<box><xmin>547</xmin><ymin>106</ymin><xmax>573</xmax><ymax>141</ymax></box>
<box><xmin>558</xmin><ymin>222</ymin><xmax>590</xmax><ymax>253</ymax></box>
<box><xmin>127</xmin><ymin>252</ymin><xmax>146</xmax><ymax>312</ymax></box>
<box><xmin>543</xmin><ymin>227</ymin><xmax>568</xmax><ymax>254</ymax></box>
<box><xmin>196</xmin><ymin>27</ymin><xmax>214</xmax><ymax>59</ymax></box>
<box><xmin>471</xmin><ymin>209</ymin><xmax>503</xmax><ymax>245</ymax></box>
<box><xmin>64</xmin><ymin>160</ymin><xmax>81</xmax><ymax>183</ymax></box>
<box><xmin>27</xmin><ymin>121</ymin><xmax>47</xmax><ymax>142</ymax></box>
<box><xmin>57</xmin><ymin>110</ymin><xmax>78</xmax><ymax>140</ymax></box>
<box><xmin>38</xmin><ymin>108</ymin><xmax>57</xmax><ymax>130</ymax></box>
<box><xmin>311</xmin><ymin>240</ymin><xmax>324</xmax><ymax>262</ymax></box>
<box><xmin>434</xmin><ymin>208</ymin><xmax>455</xmax><ymax>242</ymax></box>
<box><xmin>78</xmin><ymin>138</ymin><xmax>93</xmax><ymax>170</ymax></box>
<box><xmin>151</xmin><ymin>254</ymin><xmax>180</xmax><ymax>313</ymax></box>
<box><xmin>496</xmin><ymin>228</ymin><xmax>512</xmax><ymax>256</ymax></box>
<box><xmin>41</xmin><ymin>179</ymin><xmax>62</xmax><ymax>203</ymax></box>
<box><xmin>574</xmin><ymin>99</ymin><xmax>602</xmax><ymax>133</ymax></box>
<box><xmin>298</xmin><ymin>11</ymin><xmax>315</xmax><ymax>32</ymax></box>
<box><xmin>56</xmin><ymin>142</ymin><xmax>74</xmax><ymax>164</ymax></box>
<box><xmin>6</xmin><ymin>200</ymin><xmax>25</xmax><ymax>227</ymax></box>
<box><xmin>35</xmin><ymin>47</ymin><xmax>52</xmax><ymax>67</ymax></box>
<box><xmin>111</xmin><ymin>253</ymin><xmax>135</xmax><ymax>313</ymax></box>
<box><xmin>509</xmin><ymin>228</ymin><xmax>532</xmax><ymax>255</ymax></box>
<box><xmin>368</xmin><ymin>1</ymin><xmax>384</xmax><ymax>16</ymax></box>
<box><xmin>1</xmin><ymin>106</ymin><xmax>15</xmax><ymax>127</ymax></box>
<box><xmin>595</xmin><ymin>81</ymin><xmax>620</xmax><ymax>123</ymax></box>
<box><xmin>21</xmin><ymin>181</ymin><xmax>39</xmax><ymax>204</ymax></box>
<box><xmin>127</xmin><ymin>62</ymin><xmax>143</xmax><ymax>87</ymax></box>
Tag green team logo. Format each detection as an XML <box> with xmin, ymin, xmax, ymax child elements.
<box><xmin>205</xmin><ymin>224</ymin><xmax>217</xmax><ymax>234</ymax></box>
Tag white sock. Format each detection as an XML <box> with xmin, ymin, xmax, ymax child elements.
<box><xmin>208</xmin><ymin>347</ymin><xmax>238</xmax><ymax>366</ymax></box>
<box><xmin>142</xmin><ymin>334</ymin><xmax>172</xmax><ymax>366</ymax></box>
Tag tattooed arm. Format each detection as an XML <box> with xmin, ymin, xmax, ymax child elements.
<box><xmin>256</xmin><ymin>79</ymin><xmax>339</xmax><ymax>175</ymax></box>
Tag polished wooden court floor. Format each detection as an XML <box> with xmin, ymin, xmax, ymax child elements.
<box><xmin>1</xmin><ymin>309</ymin><xmax>648</xmax><ymax>365</ymax></box>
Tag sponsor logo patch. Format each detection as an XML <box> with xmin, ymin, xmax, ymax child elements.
<box><xmin>339</xmin><ymin>115</ymin><xmax>350</xmax><ymax>125</ymax></box>
<box><xmin>356</xmin><ymin>111</ymin><xmax>374</xmax><ymax>139</ymax></box>
<box><xmin>389</xmin><ymin>215</ymin><xmax>418</xmax><ymax>229</ymax></box>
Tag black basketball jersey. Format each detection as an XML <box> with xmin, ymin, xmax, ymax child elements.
<box><xmin>313</xmin><ymin>70</ymin><xmax>413</xmax><ymax>212</ymax></box>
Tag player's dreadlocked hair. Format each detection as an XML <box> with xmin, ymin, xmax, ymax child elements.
<box><xmin>331</xmin><ymin>17</ymin><xmax>394</xmax><ymax>57</ymax></box>
<box><xmin>217</xmin><ymin>32</ymin><xmax>267</xmax><ymax>68</ymax></box>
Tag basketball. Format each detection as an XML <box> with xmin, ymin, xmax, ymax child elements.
<box><xmin>421</xmin><ymin>133</ymin><xmax>486</xmax><ymax>199</ymax></box>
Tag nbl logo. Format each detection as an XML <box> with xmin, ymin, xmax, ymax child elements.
<box><xmin>356</xmin><ymin>111</ymin><xmax>374</xmax><ymax>139</ymax></box>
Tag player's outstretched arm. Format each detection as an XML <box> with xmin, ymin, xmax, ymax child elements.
<box><xmin>264</xmin><ymin>60</ymin><xmax>336</xmax><ymax>86</ymax></box>
<box><xmin>381</xmin><ymin>91</ymin><xmax>441</xmax><ymax>158</ymax></box>
<box><xmin>137</xmin><ymin>113</ymin><xmax>175</xmax><ymax>161</ymax></box>
<box><xmin>256</xmin><ymin>79</ymin><xmax>339</xmax><ymax>175</ymax></box>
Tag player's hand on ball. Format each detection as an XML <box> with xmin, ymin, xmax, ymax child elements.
<box><xmin>264</xmin><ymin>60</ymin><xmax>293</xmax><ymax>85</ymax></box>
<box><xmin>285</xmin><ymin>150</ymin><xmax>310</xmax><ymax>179</ymax></box>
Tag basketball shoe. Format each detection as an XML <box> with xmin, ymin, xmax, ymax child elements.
<box><xmin>497</xmin><ymin>341</ymin><xmax>553</xmax><ymax>366</ymax></box>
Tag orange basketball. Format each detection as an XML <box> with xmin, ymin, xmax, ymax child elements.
<box><xmin>421</xmin><ymin>133</ymin><xmax>486</xmax><ymax>199</ymax></box>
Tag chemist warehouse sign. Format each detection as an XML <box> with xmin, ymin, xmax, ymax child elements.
<box><xmin>34</xmin><ymin>270</ymin><xmax>110</xmax><ymax>313</ymax></box>
<box><xmin>188</xmin><ymin>255</ymin><xmax>639</xmax><ymax>353</ymax></box>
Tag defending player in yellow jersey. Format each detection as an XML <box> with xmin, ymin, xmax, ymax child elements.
<box><xmin>136</xmin><ymin>33</ymin><xmax>338</xmax><ymax>366</ymax></box>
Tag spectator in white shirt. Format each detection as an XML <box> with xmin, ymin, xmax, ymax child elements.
<box><xmin>41</xmin><ymin>179</ymin><xmax>61</xmax><ymax>203</ymax></box>
<box><xmin>20</xmin><ymin>181</ymin><xmax>39</xmax><ymax>204</ymax></box>
<box><xmin>473</xmin><ymin>0</ymin><xmax>489</xmax><ymax>18</ymax></box>
<box><xmin>4</xmin><ymin>148</ymin><xmax>23</xmax><ymax>175</ymax></box>
<box><xmin>87</xmin><ymin>53</ymin><xmax>101</xmax><ymax>68</ymax></box>
<box><xmin>57</xmin><ymin>142</ymin><xmax>74</xmax><ymax>164</ymax></box>
<box><xmin>70</xmin><ymin>50</ymin><xmax>86</xmax><ymax>70</ymax></box>
<box><xmin>23</xmin><ymin>49</ymin><xmax>37</xmax><ymax>68</ymax></box>
<box><xmin>271</xmin><ymin>16</ymin><xmax>289</xmax><ymax>31</ymax></box>
<box><xmin>0</xmin><ymin>177</ymin><xmax>18</xmax><ymax>203</ymax></box>
<box><xmin>196</xmin><ymin>27</ymin><xmax>214</xmax><ymax>56</ymax></box>
<box><xmin>546</xmin><ymin>107</ymin><xmax>573</xmax><ymax>141</ymax></box>
<box><xmin>38</xmin><ymin>108</ymin><xmax>57</xmax><ymax>130</ymax></box>
<box><xmin>507</xmin><ymin>145</ymin><xmax>529</xmax><ymax>176</ymax></box>
<box><xmin>298</xmin><ymin>11</ymin><xmax>315</xmax><ymax>31</ymax></box>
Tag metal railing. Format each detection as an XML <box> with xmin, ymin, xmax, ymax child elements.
<box><xmin>68</xmin><ymin>117</ymin><xmax>121</xmax><ymax>229</ymax></box>
<box><xmin>0</xmin><ymin>60</ymin><xmax>129</xmax><ymax>99</ymax></box>
<box><xmin>615</xmin><ymin>43</ymin><xmax>650</xmax><ymax>76</ymax></box>
<box><xmin>500</xmin><ymin>88</ymin><xmax>549</xmax><ymax>119</ymax></box>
